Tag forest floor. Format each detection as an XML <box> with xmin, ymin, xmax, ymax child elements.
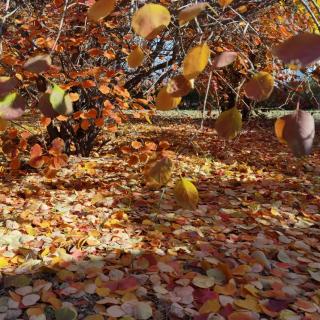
<box><xmin>0</xmin><ymin>113</ymin><xmax>320</xmax><ymax>320</ymax></box>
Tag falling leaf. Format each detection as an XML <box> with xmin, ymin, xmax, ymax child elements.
<box><xmin>0</xmin><ymin>77</ymin><xmax>19</xmax><ymax>96</ymax></box>
<box><xmin>278</xmin><ymin>110</ymin><xmax>315</xmax><ymax>157</ymax></box>
<box><xmin>178</xmin><ymin>3</ymin><xmax>208</xmax><ymax>26</ymax></box>
<box><xmin>127</xmin><ymin>47</ymin><xmax>145</xmax><ymax>68</ymax></box>
<box><xmin>132</xmin><ymin>4</ymin><xmax>171</xmax><ymax>40</ymax></box>
<box><xmin>155</xmin><ymin>86</ymin><xmax>181</xmax><ymax>111</ymax></box>
<box><xmin>23</xmin><ymin>55</ymin><xmax>52</xmax><ymax>73</ymax></box>
<box><xmin>212</xmin><ymin>52</ymin><xmax>237</xmax><ymax>68</ymax></box>
<box><xmin>0</xmin><ymin>92</ymin><xmax>25</xmax><ymax>120</ymax></box>
<box><xmin>215</xmin><ymin>107</ymin><xmax>242</xmax><ymax>139</ymax></box>
<box><xmin>87</xmin><ymin>0</ymin><xmax>116</xmax><ymax>22</ymax></box>
<box><xmin>183</xmin><ymin>43</ymin><xmax>210</xmax><ymax>79</ymax></box>
<box><xmin>145</xmin><ymin>157</ymin><xmax>172</xmax><ymax>188</ymax></box>
<box><xmin>244</xmin><ymin>72</ymin><xmax>274</xmax><ymax>102</ymax></box>
<box><xmin>174</xmin><ymin>178</ymin><xmax>199</xmax><ymax>210</ymax></box>
<box><xmin>273</xmin><ymin>32</ymin><xmax>320</xmax><ymax>67</ymax></box>
<box><xmin>38</xmin><ymin>84</ymin><xmax>73</xmax><ymax>117</ymax></box>
<box><xmin>192</xmin><ymin>274</ymin><xmax>215</xmax><ymax>288</ymax></box>
<box><xmin>166</xmin><ymin>75</ymin><xmax>193</xmax><ymax>97</ymax></box>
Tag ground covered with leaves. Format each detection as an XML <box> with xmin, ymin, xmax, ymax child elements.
<box><xmin>0</xmin><ymin>117</ymin><xmax>320</xmax><ymax>320</ymax></box>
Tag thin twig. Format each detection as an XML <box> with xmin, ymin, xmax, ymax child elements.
<box><xmin>300</xmin><ymin>0</ymin><xmax>320</xmax><ymax>30</ymax></box>
<box><xmin>51</xmin><ymin>0</ymin><xmax>69</xmax><ymax>55</ymax></box>
<box><xmin>200</xmin><ymin>71</ymin><xmax>212</xmax><ymax>130</ymax></box>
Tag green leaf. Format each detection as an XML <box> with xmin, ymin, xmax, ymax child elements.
<box><xmin>49</xmin><ymin>84</ymin><xmax>73</xmax><ymax>115</ymax></box>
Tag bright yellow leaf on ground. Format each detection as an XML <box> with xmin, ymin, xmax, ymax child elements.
<box><xmin>132</xmin><ymin>4</ymin><xmax>171</xmax><ymax>40</ymax></box>
<box><xmin>155</xmin><ymin>86</ymin><xmax>181</xmax><ymax>111</ymax></box>
<box><xmin>127</xmin><ymin>47</ymin><xmax>145</xmax><ymax>68</ymax></box>
<box><xmin>178</xmin><ymin>3</ymin><xmax>208</xmax><ymax>26</ymax></box>
<box><xmin>183</xmin><ymin>43</ymin><xmax>210</xmax><ymax>79</ymax></box>
<box><xmin>87</xmin><ymin>0</ymin><xmax>116</xmax><ymax>22</ymax></box>
<box><xmin>215</xmin><ymin>106</ymin><xmax>242</xmax><ymax>139</ymax></box>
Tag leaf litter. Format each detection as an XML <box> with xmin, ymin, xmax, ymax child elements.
<box><xmin>0</xmin><ymin>118</ymin><xmax>320</xmax><ymax>320</ymax></box>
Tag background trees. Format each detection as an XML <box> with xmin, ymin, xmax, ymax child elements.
<box><xmin>0</xmin><ymin>0</ymin><xmax>319</xmax><ymax>171</ymax></box>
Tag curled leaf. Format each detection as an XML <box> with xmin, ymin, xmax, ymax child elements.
<box><xmin>183</xmin><ymin>43</ymin><xmax>210</xmax><ymax>79</ymax></box>
<box><xmin>178</xmin><ymin>3</ymin><xmax>208</xmax><ymax>26</ymax></box>
<box><xmin>174</xmin><ymin>178</ymin><xmax>199</xmax><ymax>210</ymax></box>
<box><xmin>244</xmin><ymin>72</ymin><xmax>274</xmax><ymax>102</ymax></box>
<box><xmin>215</xmin><ymin>107</ymin><xmax>242</xmax><ymax>140</ymax></box>
<box><xmin>87</xmin><ymin>0</ymin><xmax>116</xmax><ymax>22</ymax></box>
<box><xmin>155</xmin><ymin>86</ymin><xmax>181</xmax><ymax>111</ymax></box>
<box><xmin>132</xmin><ymin>4</ymin><xmax>171</xmax><ymax>40</ymax></box>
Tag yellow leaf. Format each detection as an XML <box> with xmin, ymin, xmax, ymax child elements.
<box><xmin>174</xmin><ymin>178</ymin><xmax>199</xmax><ymax>210</ymax></box>
<box><xmin>155</xmin><ymin>86</ymin><xmax>181</xmax><ymax>111</ymax></box>
<box><xmin>218</xmin><ymin>0</ymin><xmax>234</xmax><ymax>8</ymax></box>
<box><xmin>199</xmin><ymin>299</ymin><xmax>221</xmax><ymax>314</ymax></box>
<box><xmin>244</xmin><ymin>72</ymin><xmax>274</xmax><ymax>102</ymax></box>
<box><xmin>192</xmin><ymin>274</ymin><xmax>215</xmax><ymax>288</ymax></box>
<box><xmin>96</xmin><ymin>287</ymin><xmax>110</xmax><ymax>297</ymax></box>
<box><xmin>0</xmin><ymin>257</ymin><xmax>9</xmax><ymax>268</ymax></box>
<box><xmin>215</xmin><ymin>107</ymin><xmax>242</xmax><ymax>139</ymax></box>
<box><xmin>87</xmin><ymin>0</ymin><xmax>116</xmax><ymax>22</ymax></box>
<box><xmin>127</xmin><ymin>47</ymin><xmax>145</xmax><ymax>68</ymax></box>
<box><xmin>145</xmin><ymin>157</ymin><xmax>173</xmax><ymax>189</ymax></box>
<box><xmin>178</xmin><ymin>3</ymin><xmax>208</xmax><ymax>26</ymax></box>
<box><xmin>183</xmin><ymin>43</ymin><xmax>210</xmax><ymax>79</ymax></box>
<box><xmin>132</xmin><ymin>4</ymin><xmax>171</xmax><ymax>40</ymax></box>
<box><xmin>234</xmin><ymin>295</ymin><xmax>261</xmax><ymax>313</ymax></box>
